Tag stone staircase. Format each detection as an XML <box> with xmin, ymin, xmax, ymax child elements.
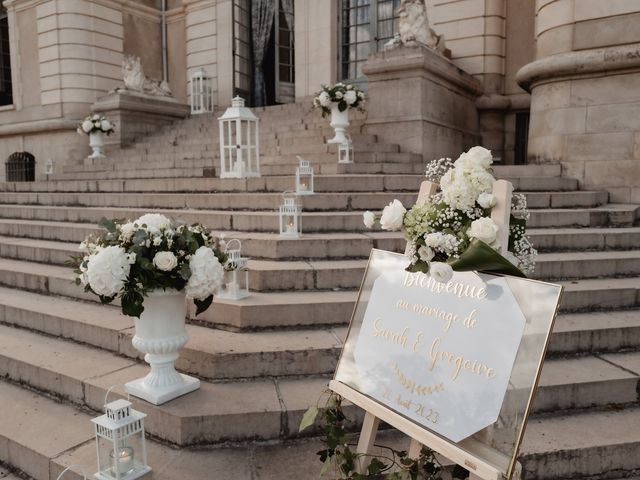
<box><xmin>0</xmin><ymin>105</ymin><xmax>639</xmax><ymax>479</ymax></box>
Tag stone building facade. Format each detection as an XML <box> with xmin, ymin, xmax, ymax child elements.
<box><xmin>0</xmin><ymin>0</ymin><xmax>639</xmax><ymax>198</ymax></box>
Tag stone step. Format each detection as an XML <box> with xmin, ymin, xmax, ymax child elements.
<box><xmin>529</xmin><ymin>227</ymin><xmax>640</xmax><ymax>252</ymax></box>
<box><xmin>0</xmin><ymin>286</ymin><xmax>344</xmax><ymax>379</ymax></box>
<box><xmin>50</xmin><ymin>166</ymin><xmax>210</xmax><ymax>181</ymax></box>
<box><xmin>0</xmin><ymin>173</ymin><xmax>578</xmax><ymax>194</ymax></box>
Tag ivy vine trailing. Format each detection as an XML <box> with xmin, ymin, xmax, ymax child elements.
<box><xmin>299</xmin><ymin>391</ymin><xmax>469</xmax><ymax>480</ymax></box>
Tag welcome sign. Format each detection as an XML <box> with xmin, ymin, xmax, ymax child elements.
<box><xmin>335</xmin><ymin>249</ymin><xmax>563</xmax><ymax>449</ymax></box>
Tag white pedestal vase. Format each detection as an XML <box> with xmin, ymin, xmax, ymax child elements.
<box><xmin>125</xmin><ymin>289</ymin><xmax>200</xmax><ymax>405</ymax></box>
<box><xmin>327</xmin><ymin>104</ymin><xmax>350</xmax><ymax>144</ymax></box>
<box><xmin>88</xmin><ymin>131</ymin><xmax>106</xmax><ymax>160</ymax></box>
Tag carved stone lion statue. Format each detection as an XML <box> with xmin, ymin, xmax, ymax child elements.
<box><xmin>385</xmin><ymin>0</ymin><xmax>445</xmax><ymax>52</ymax></box>
<box><xmin>120</xmin><ymin>55</ymin><xmax>172</xmax><ymax>97</ymax></box>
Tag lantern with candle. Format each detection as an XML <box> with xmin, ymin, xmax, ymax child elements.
<box><xmin>218</xmin><ymin>239</ymin><xmax>250</xmax><ymax>300</ymax></box>
<box><xmin>338</xmin><ymin>137</ymin><xmax>354</xmax><ymax>164</ymax></box>
<box><xmin>279</xmin><ymin>192</ymin><xmax>302</xmax><ymax>238</ymax></box>
<box><xmin>218</xmin><ymin>96</ymin><xmax>260</xmax><ymax>178</ymax></box>
<box><xmin>295</xmin><ymin>156</ymin><xmax>314</xmax><ymax>195</ymax></box>
<box><xmin>92</xmin><ymin>398</ymin><xmax>150</xmax><ymax>480</ymax></box>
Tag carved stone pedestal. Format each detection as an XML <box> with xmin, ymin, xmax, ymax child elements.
<box><xmin>91</xmin><ymin>90</ymin><xmax>190</xmax><ymax>149</ymax></box>
<box><xmin>362</xmin><ymin>45</ymin><xmax>482</xmax><ymax>162</ymax></box>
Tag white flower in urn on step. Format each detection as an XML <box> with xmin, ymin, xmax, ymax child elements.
<box><xmin>344</xmin><ymin>90</ymin><xmax>357</xmax><ymax>105</ymax></box>
<box><xmin>318</xmin><ymin>91</ymin><xmax>331</xmax><ymax>108</ymax></box>
<box><xmin>153</xmin><ymin>251</ymin><xmax>178</xmax><ymax>271</ymax></box>
<box><xmin>430</xmin><ymin>262</ymin><xmax>453</xmax><ymax>284</ymax></box>
<box><xmin>100</xmin><ymin>119</ymin><xmax>112</xmax><ymax>132</ymax></box>
<box><xmin>86</xmin><ymin>246</ymin><xmax>131</xmax><ymax>297</ymax></box>
<box><xmin>81</xmin><ymin>120</ymin><xmax>93</xmax><ymax>133</ymax></box>
<box><xmin>380</xmin><ymin>199</ymin><xmax>406</xmax><ymax>231</ymax></box>
<box><xmin>119</xmin><ymin>222</ymin><xmax>136</xmax><ymax>242</ymax></box>
<box><xmin>363</xmin><ymin>211</ymin><xmax>375</xmax><ymax>229</ymax></box>
<box><xmin>135</xmin><ymin>213</ymin><xmax>171</xmax><ymax>231</ymax></box>
<box><xmin>186</xmin><ymin>246</ymin><xmax>224</xmax><ymax>300</ymax></box>
<box><xmin>477</xmin><ymin>192</ymin><xmax>497</xmax><ymax>209</ymax></box>
<box><xmin>468</xmin><ymin>217</ymin><xmax>499</xmax><ymax>246</ymax></box>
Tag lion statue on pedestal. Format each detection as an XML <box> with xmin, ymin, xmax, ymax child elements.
<box><xmin>120</xmin><ymin>55</ymin><xmax>172</xmax><ymax>97</ymax></box>
<box><xmin>386</xmin><ymin>0</ymin><xmax>446</xmax><ymax>52</ymax></box>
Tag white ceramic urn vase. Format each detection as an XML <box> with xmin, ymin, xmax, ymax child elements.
<box><xmin>124</xmin><ymin>289</ymin><xmax>200</xmax><ymax>405</ymax></box>
<box><xmin>88</xmin><ymin>131</ymin><xmax>106</xmax><ymax>160</ymax></box>
<box><xmin>327</xmin><ymin>104</ymin><xmax>350</xmax><ymax>144</ymax></box>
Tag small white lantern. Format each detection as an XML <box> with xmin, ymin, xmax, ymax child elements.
<box><xmin>279</xmin><ymin>192</ymin><xmax>302</xmax><ymax>238</ymax></box>
<box><xmin>92</xmin><ymin>399</ymin><xmax>150</xmax><ymax>480</ymax></box>
<box><xmin>218</xmin><ymin>239</ymin><xmax>249</xmax><ymax>300</ymax></box>
<box><xmin>295</xmin><ymin>156</ymin><xmax>314</xmax><ymax>195</ymax></box>
<box><xmin>190</xmin><ymin>68</ymin><xmax>213</xmax><ymax>114</ymax></box>
<box><xmin>218</xmin><ymin>96</ymin><xmax>260</xmax><ymax>178</ymax></box>
<box><xmin>338</xmin><ymin>137</ymin><xmax>354</xmax><ymax>164</ymax></box>
<box><xmin>45</xmin><ymin>158</ymin><xmax>54</xmax><ymax>176</ymax></box>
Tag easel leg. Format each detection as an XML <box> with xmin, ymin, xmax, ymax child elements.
<box><xmin>356</xmin><ymin>411</ymin><xmax>380</xmax><ymax>474</ymax></box>
<box><xmin>408</xmin><ymin>438</ymin><xmax>423</xmax><ymax>458</ymax></box>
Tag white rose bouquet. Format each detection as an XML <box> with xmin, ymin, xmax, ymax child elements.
<box><xmin>364</xmin><ymin>146</ymin><xmax>537</xmax><ymax>282</ymax></box>
<box><xmin>77</xmin><ymin>113</ymin><xmax>115</xmax><ymax>136</ymax></box>
<box><xmin>312</xmin><ymin>82</ymin><xmax>365</xmax><ymax>117</ymax></box>
<box><xmin>72</xmin><ymin>213</ymin><xmax>227</xmax><ymax>317</ymax></box>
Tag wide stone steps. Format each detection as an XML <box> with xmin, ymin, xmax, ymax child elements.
<box><xmin>0</xmin><ymin>321</ymin><xmax>639</xmax><ymax>448</ymax></box>
<box><xmin>0</xmin><ymin>189</ymin><xmax>608</xmax><ymax>211</ymax></box>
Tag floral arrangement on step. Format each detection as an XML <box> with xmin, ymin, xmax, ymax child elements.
<box><xmin>77</xmin><ymin>113</ymin><xmax>115</xmax><ymax>136</ymax></box>
<box><xmin>299</xmin><ymin>390</ymin><xmax>469</xmax><ymax>480</ymax></box>
<box><xmin>313</xmin><ymin>82</ymin><xmax>366</xmax><ymax>117</ymax></box>
<box><xmin>71</xmin><ymin>213</ymin><xmax>227</xmax><ymax>317</ymax></box>
<box><xmin>363</xmin><ymin>146</ymin><xmax>537</xmax><ymax>282</ymax></box>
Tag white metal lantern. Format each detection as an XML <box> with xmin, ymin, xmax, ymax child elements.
<box><xmin>295</xmin><ymin>156</ymin><xmax>314</xmax><ymax>195</ymax></box>
<box><xmin>92</xmin><ymin>399</ymin><xmax>150</xmax><ymax>480</ymax></box>
<box><xmin>45</xmin><ymin>158</ymin><xmax>54</xmax><ymax>176</ymax></box>
<box><xmin>190</xmin><ymin>68</ymin><xmax>213</xmax><ymax>114</ymax></box>
<box><xmin>338</xmin><ymin>137</ymin><xmax>354</xmax><ymax>164</ymax></box>
<box><xmin>218</xmin><ymin>96</ymin><xmax>260</xmax><ymax>178</ymax></box>
<box><xmin>279</xmin><ymin>192</ymin><xmax>302</xmax><ymax>238</ymax></box>
<box><xmin>218</xmin><ymin>239</ymin><xmax>249</xmax><ymax>300</ymax></box>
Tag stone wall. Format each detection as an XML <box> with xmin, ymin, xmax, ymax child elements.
<box><xmin>519</xmin><ymin>1</ymin><xmax>640</xmax><ymax>201</ymax></box>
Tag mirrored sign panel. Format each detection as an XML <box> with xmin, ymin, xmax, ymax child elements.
<box><xmin>334</xmin><ymin>249</ymin><xmax>563</xmax><ymax>477</ymax></box>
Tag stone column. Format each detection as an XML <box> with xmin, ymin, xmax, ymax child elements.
<box><xmin>517</xmin><ymin>2</ymin><xmax>640</xmax><ymax>201</ymax></box>
<box><xmin>362</xmin><ymin>45</ymin><xmax>482</xmax><ymax>163</ymax></box>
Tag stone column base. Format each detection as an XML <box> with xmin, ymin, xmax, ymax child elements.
<box><xmin>362</xmin><ymin>45</ymin><xmax>482</xmax><ymax>163</ymax></box>
<box><xmin>91</xmin><ymin>90</ymin><xmax>190</xmax><ymax>148</ymax></box>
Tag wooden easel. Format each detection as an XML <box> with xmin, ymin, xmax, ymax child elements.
<box><xmin>329</xmin><ymin>178</ymin><xmax>520</xmax><ymax>480</ymax></box>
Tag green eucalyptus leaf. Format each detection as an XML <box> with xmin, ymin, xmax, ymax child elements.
<box><xmin>98</xmin><ymin>217</ymin><xmax>117</xmax><ymax>233</ymax></box>
<box><xmin>179</xmin><ymin>262</ymin><xmax>191</xmax><ymax>281</ymax></box>
<box><xmin>406</xmin><ymin>260</ymin><xmax>430</xmax><ymax>274</ymax></box>
<box><xmin>319</xmin><ymin>456</ymin><xmax>331</xmax><ymax>476</ymax></box>
<box><xmin>299</xmin><ymin>405</ymin><xmax>319</xmax><ymax>432</ymax></box>
<box><xmin>121</xmin><ymin>291</ymin><xmax>144</xmax><ymax>318</ymax></box>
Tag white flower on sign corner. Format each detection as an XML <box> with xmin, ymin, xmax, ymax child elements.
<box><xmin>72</xmin><ymin>214</ymin><xmax>226</xmax><ymax>405</ymax></box>
<box><xmin>313</xmin><ymin>83</ymin><xmax>365</xmax><ymax>144</ymax></box>
<box><xmin>77</xmin><ymin>113</ymin><xmax>116</xmax><ymax>161</ymax></box>
<box><xmin>362</xmin><ymin>146</ymin><xmax>538</xmax><ymax>282</ymax></box>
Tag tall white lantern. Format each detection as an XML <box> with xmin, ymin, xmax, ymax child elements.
<box><xmin>218</xmin><ymin>239</ymin><xmax>250</xmax><ymax>300</ymax></box>
<box><xmin>279</xmin><ymin>192</ymin><xmax>302</xmax><ymax>238</ymax></box>
<box><xmin>92</xmin><ymin>399</ymin><xmax>150</xmax><ymax>480</ymax></box>
<box><xmin>218</xmin><ymin>96</ymin><xmax>260</xmax><ymax>178</ymax></box>
<box><xmin>295</xmin><ymin>156</ymin><xmax>314</xmax><ymax>195</ymax></box>
<box><xmin>338</xmin><ymin>137</ymin><xmax>354</xmax><ymax>164</ymax></box>
<box><xmin>190</xmin><ymin>68</ymin><xmax>213</xmax><ymax>114</ymax></box>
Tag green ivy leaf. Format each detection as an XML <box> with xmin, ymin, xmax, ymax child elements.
<box><xmin>452</xmin><ymin>465</ymin><xmax>470</xmax><ymax>480</ymax></box>
<box><xmin>194</xmin><ymin>294</ymin><xmax>213</xmax><ymax>316</ymax></box>
<box><xmin>121</xmin><ymin>291</ymin><xmax>144</xmax><ymax>318</ymax></box>
<box><xmin>367</xmin><ymin>457</ymin><xmax>386</xmax><ymax>475</ymax></box>
<box><xmin>406</xmin><ymin>260</ymin><xmax>429</xmax><ymax>274</ymax></box>
<box><xmin>299</xmin><ymin>405</ymin><xmax>319</xmax><ymax>432</ymax></box>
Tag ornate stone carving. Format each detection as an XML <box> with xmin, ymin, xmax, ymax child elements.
<box><xmin>385</xmin><ymin>0</ymin><xmax>446</xmax><ymax>53</ymax></box>
<box><xmin>120</xmin><ymin>54</ymin><xmax>172</xmax><ymax>97</ymax></box>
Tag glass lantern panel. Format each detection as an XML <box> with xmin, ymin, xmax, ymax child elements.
<box><xmin>221</xmin><ymin>269</ymin><xmax>249</xmax><ymax>299</ymax></box>
<box><xmin>96</xmin><ymin>431</ymin><xmax>147</xmax><ymax>480</ymax></box>
<box><xmin>240</xmin><ymin>120</ymin><xmax>250</xmax><ymax>145</ymax></box>
<box><xmin>297</xmin><ymin>174</ymin><xmax>313</xmax><ymax>193</ymax></box>
<box><xmin>282</xmin><ymin>214</ymin><xmax>298</xmax><ymax>234</ymax></box>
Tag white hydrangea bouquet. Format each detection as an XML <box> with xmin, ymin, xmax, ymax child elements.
<box><xmin>364</xmin><ymin>146</ymin><xmax>537</xmax><ymax>283</ymax></box>
<box><xmin>77</xmin><ymin>113</ymin><xmax>115</xmax><ymax>136</ymax></box>
<box><xmin>313</xmin><ymin>82</ymin><xmax>365</xmax><ymax>117</ymax></box>
<box><xmin>72</xmin><ymin>213</ymin><xmax>227</xmax><ymax>317</ymax></box>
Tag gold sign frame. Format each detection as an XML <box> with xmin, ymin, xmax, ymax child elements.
<box><xmin>330</xmin><ymin>249</ymin><xmax>564</xmax><ymax>480</ymax></box>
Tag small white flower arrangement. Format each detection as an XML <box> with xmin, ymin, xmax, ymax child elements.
<box><xmin>313</xmin><ymin>82</ymin><xmax>365</xmax><ymax>117</ymax></box>
<box><xmin>77</xmin><ymin>113</ymin><xmax>115</xmax><ymax>136</ymax></box>
<box><xmin>364</xmin><ymin>146</ymin><xmax>537</xmax><ymax>282</ymax></box>
<box><xmin>72</xmin><ymin>213</ymin><xmax>227</xmax><ymax>317</ymax></box>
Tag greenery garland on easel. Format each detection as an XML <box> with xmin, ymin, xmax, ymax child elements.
<box><xmin>300</xmin><ymin>391</ymin><xmax>470</xmax><ymax>480</ymax></box>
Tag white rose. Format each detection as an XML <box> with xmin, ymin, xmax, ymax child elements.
<box><xmin>81</xmin><ymin>120</ymin><xmax>93</xmax><ymax>133</ymax></box>
<box><xmin>468</xmin><ymin>217</ymin><xmax>499</xmax><ymax>245</ymax></box>
<box><xmin>363</xmin><ymin>211</ymin><xmax>375</xmax><ymax>229</ymax></box>
<box><xmin>153</xmin><ymin>236</ymin><xmax>162</xmax><ymax>246</ymax></box>
<box><xmin>135</xmin><ymin>213</ymin><xmax>172</xmax><ymax>231</ymax></box>
<box><xmin>418</xmin><ymin>246</ymin><xmax>434</xmax><ymax>262</ymax></box>
<box><xmin>477</xmin><ymin>192</ymin><xmax>496</xmax><ymax>209</ymax></box>
<box><xmin>430</xmin><ymin>262</ymin><xmax>453</xmax><ymax>284</ymax></box>
<box><xmin>153</xmin><ymin>251</ymin><xmax>178</xmax><ymax>271</ymax></box>
<box><xmin>186</xmin><ymin>246</ymin><xmax>224</xmax><ymax>300</ymax></box>
<box><xmin>119</xmin><ymin>222</ymin><xmax>136</xmax><ymax>242</ymax></box>
<box><xmin>93</xmin><ymin>121</ymin><xmax>100</xmax><ymax>128</ymax></box>
<box><xmin>86</xmin><ymin>246</ymin><xmax>131</xmax><ymax>297</ymax></box>
<box><xmin>100</xmin><ymin>119</ymin><xmax>112</xmax><ymax>131</ymax></box>
<box><xmin>318</xmin><ymin>91</ymin><xmax>331</xmax><ymax>107</ymax></box>
<box><xmin>344</xmin><ymin>90</ymin><xmax>357</xmax><ymax>105</ymax></box>
<box><xmin>379</xmin><ymin>199</ymin><xmax>406</xmax><ymax>231</ymax></box>
<box><xmin>335</xmin><ymin>91</ymin><xmax>343</xmax><ymax>99</ymax></box>
<box><xmin>92</xmin><ymin>114</ymin><xmax>100</xmax><ymax>121</ymax></box>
